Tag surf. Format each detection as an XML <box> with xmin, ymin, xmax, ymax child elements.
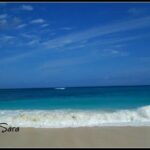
<box><xmin>0</xmin><ymin>105</ymin><xmax>150</xmax><ymax>128</ymax></box>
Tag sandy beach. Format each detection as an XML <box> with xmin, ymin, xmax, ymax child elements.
<box><xmin>0</xmin><ymin>127</ymin><xmax>150</xmax><ymax>148</ymax></box>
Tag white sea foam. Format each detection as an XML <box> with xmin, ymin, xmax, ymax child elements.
<box><xmin>0</xmin><ymin>105</ymin><xmax>150</xmax><ymax>128</ymax></box>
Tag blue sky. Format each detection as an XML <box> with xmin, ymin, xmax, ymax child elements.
<box><xmin>0</xmin><ymin>2</ymin><xmax>150</xmax><ymax>88</ymax></box>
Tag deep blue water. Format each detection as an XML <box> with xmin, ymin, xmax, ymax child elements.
<box><xmin>0</xmin><ymin>86</ymin><xmax>150</xmax><ymax>110</ymax></box>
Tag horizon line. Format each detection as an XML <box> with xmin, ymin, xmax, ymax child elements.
<box><xmin>0</xmin><ymin>84</ymin><xmax>150</xmax><ymax>90</ymax></box>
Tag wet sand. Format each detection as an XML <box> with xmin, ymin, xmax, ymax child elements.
<box><xmin>0</xmin><ymin>127</ymin><xmax>150</xmax><ymax>148</ymax></box>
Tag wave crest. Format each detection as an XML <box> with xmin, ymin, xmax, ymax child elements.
<box><xmin>0</xmin><ymin>105</ymin><xmax>150</xmax><ymax>128</ymax></box>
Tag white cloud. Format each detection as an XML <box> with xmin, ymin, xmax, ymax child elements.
<box><xmin>0</xmin><ymin>35</ymin><xmax>15</xmax><ymax>44</ymax></box>
<box><xmin>0</xmin><ymin>35</ymin><xmax>15</xmax><ymax>41</ymax></box>
<box><xmin>1</xmin><ymin>16</ymin><xmax>150</xmax><ymax>66</ymax></box>
<box><xmin>111</xmin><ymin>50</ymin><xmax>119</xmax><ymax>54</ymax></box>
<box><xmin>21</xmin><ymin>33</ymin><xmax>40</xmax><ymax>44</ymax></box>
<box><xmin>0</xmin><ymin>16</ymin><xmax>21</xmax><ymax>29</ymax></box>
<box><xmin>27</xmin><ymin>39</ymin><xmax>39</xmax><ymax>46</ymax></box>
<box><xmin>41</xmin><ymin>24</ymin><xmax>49</xmax><ymax>28</ymax></box>
<box><xmin>42</xmin><ymin>16</ymin><xmax>150</xmax><ymax>49</ymax></box>
<box><xmin>30</xmin><ymin>19</ymin><xmax>45</xmax><ymax>24</ymax></box>
<box><xmin>21</xmin><ymin>5</ymin><xmax>33</xmax><ymax>11</ymax></box>
<box><xmin>0</xmin><ymin>14</ymin><xmax>7</xmax><ymax>19</ymax></box>
<box><xmin>3</xmin><ymin>35</ymin><xmax>14</xmax><ymax>40</ymax></box>
<box><xmin>21</xmin><ymin>33</ymin><xmax>35</xmax><ymax>39</ymax></box>
<box><xmin>16</xmin><ymin>23</ymin><xmax>27</xmax><ymax>29</ymax></box>
<box><xmin>43</xmin><ymin>38</ymin><xmax>73</xmax><ymax>49</ymax></box>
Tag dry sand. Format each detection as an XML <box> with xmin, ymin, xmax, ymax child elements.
<box><xmin>0</xmin><ymin>127</ymin><xmax>150</xmax><ymax>148</ymax></box>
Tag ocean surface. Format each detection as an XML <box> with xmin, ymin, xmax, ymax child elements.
<box><xmin>0</xmin><ymin>86</ymin><xmax>150</xmax><ymax>128</ymax></box>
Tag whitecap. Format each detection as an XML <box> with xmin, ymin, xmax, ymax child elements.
<box><xmin>0</xmin><ymin>105</ymin><xmax>150</xmax><ymax>128</ymax></box>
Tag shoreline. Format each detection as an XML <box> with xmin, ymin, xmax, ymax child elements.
<box><xmin>0</xmin><ymin>126</ymin><xmax>150</xmax><ymax>148</ymax></box>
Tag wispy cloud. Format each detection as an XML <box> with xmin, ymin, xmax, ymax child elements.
<box><xmin>0</xmin><ymin>16</ymin><xmax>21</xmax><ymax>29</ymax></box>
<box><xmin>41</xmin><ymin>23</ymin><xmax>49</xmax><ymax>28</ymax></box>
<box><xmin>20</xmin><ymin>33</ymin><xmax>40</xmax><ymax>46</ymax></box>
<box><xmin>16</xmin><ymin>23</ymin><xmax>27</xmax><ymax>29</ymax></box>
<box><xmin>0</xmin><ymin>14</ymin><xmax>7</xmax><ymax>19</ymax></box>
<box><xmin>21</xmin><ymin>4</ymin><xmax>34</xmax><ymax>11</ymax></box>
<box><xmin>30</xmin><ymin>19</ymin><xmax>45</xmax><ymax>24</ymax></box>
<box><xmin>26</xmin><ymin>39</ymin><xmax>39</xmax><ymax>46</ymax></box>
<box><xmin>63</xmin><ymin>35</ymin><xmax>142</xmax><ymax>51</ymax></box>
<box><xmin>0</xmin><ymin>35</ymin><xmax>16</xmax><ymax>47</ymax></box>
<box><xmin>42</xmin><ymin>16</ymin><xmax>150</xmax><ymax>49</ymax></box>
<box><xmin>1</xmin><ymin>16</ymin><xmax>150</xmax><ymax>66</ymax></box>
<box><xmin>3</xmin><ymin>35</ymin><xmax>15</xmax><ymax>40</ymax></box>
<box><xmin>21</xmin><ymin>33</ymin><xmax>36</xmax><ymax>39</ymax></box>
<box><xmin>38</xmin><ymin>47</ymin><xmax>128</xmax><ymax>72</ymax></box>
<box><xmin>0</xmin><ymin>35</ymin><xmax>15</xmax><ymax>42</ymax></box>
<box><xmin>0</xmin><ymin>14</ymin><xmax>8</xmax><ymax>28</ymax></box>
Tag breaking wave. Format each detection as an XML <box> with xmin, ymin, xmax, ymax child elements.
<box><xmin>0</xmin><ymin>105</ymin><xmax>150</xmax><ymax>128</ymax></box>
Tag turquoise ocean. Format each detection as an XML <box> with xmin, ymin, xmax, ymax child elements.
<box><xmin>0</xmin><ymin>86</ymin><xmax>150</xmax><ymax>128</ymax></box>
